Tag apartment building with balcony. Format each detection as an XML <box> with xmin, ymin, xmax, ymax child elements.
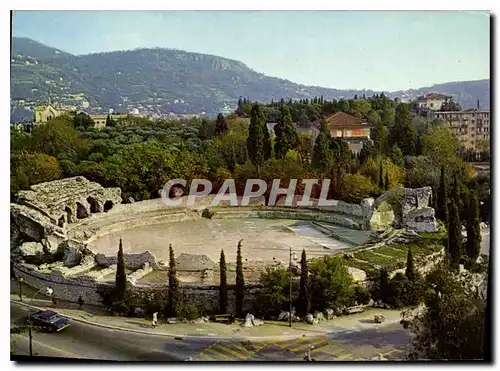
<box><xmin>430</xmin><ymin>109</ymin><xmax>490</xmax><ymax>153</ymax></box>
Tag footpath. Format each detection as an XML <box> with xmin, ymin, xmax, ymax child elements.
<box><xmin>10</xmin><ymin>283</ymin><xmax>403</xmax><ymax>341</ymax></box>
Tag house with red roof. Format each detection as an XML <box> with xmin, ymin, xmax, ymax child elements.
<box><xmin>311</xmin><ymin>112</ymin><xmax>372</xmax><ymax>154</ymax></box>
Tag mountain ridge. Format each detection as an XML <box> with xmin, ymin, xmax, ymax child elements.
<box><xmin>10</xmin><ymin>37</ymin><xmax>490</xmax><ymax>121</ymax></box>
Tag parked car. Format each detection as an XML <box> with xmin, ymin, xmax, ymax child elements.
<box><xmin>26</xmin><ymin>310</ymin><xmax>70</xmax><ymax>332</ymax></box>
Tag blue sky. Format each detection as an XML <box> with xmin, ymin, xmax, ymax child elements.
<box><xmin>12</xmin><ymin>10</ymin><xmax>490</xmax><ymax>91</ymax></box>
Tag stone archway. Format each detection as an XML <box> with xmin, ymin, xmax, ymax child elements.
<box><xmin>87</xmin><ymin>196</ymin><xmax>101</xmax><ymax>213</ymax></box>
<box><xmin>76</xmin><ymin>202</ymin><xmax>89</xmax><ymax>219</ymax></box>
<box><xmin>58</xmin><ymin>215</ymin><xmax>65</xmax><ymax>227</ymax></box>
<box><xmin>103</xmin><ymin>200</ymin><xmax>113</xmax><ymax>213</ymax></box>
<box><xmin>65</xmin><ymin>206</ymin><xmax>72</xmax><ymax>224</ymax></box>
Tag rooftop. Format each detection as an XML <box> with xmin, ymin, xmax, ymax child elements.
<box><xmin>416</xmin><ymin>93</ymin><xmax>451</xmax><ymax>101</ymax></box>
<box><xmin>313</xmin><ymin>112</ymin><xmax>370</xmax><ymax>129</ymax></box>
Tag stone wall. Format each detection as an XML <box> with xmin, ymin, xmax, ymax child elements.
<box><xmin>95</xmin><ymin>251</ymin><xmax>159</xmax><ymax>269</ymax></box>
<box><xmin>212</xmin><ymin>208</ymin><xmax>366</xmax><ymax>230</ymax></box>
<box><xmin>13</xmin><ymin>261</ymin><xmax>260</xmax><ymax>313</ymax></box>
<box><xmin>127</xmin><ymin>283</ymin><xmax>260</xmax><ymax>314</ymax></box>
<box><xmin>16</xmin><ymin>176</ymin><xmax>122</xmax><ymax>224</ymax></box>
<box><xmin>127</xmin><ymin>264</ymin><xmax>154</xmax><ymax>285</ymax></box>
<box><xmin>51</xmin><ymin>255</ymin><xmax>96</xmax><ymax>277</ymax></box>
<box><xmin>13</xmin><ymin>262</ymin><xmax>104</xmax><ymax>305</ymax></box>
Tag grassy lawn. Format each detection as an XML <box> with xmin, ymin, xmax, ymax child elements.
<box><xmin>342</xmin><ymin>258</ymin><xmax>378</xmax><ymax>275</ymax></box>
<box><xmin>353</xmin><ymin>250</ymin><xmax>402</xmax><ymax>267</ymax></box>
<box><xmin>372</xmin><ymin>245</ymin><xmax>408</xmax><ymax>260</ymax></box>
<box><xmin>390</xmin><ymin>243</ymin><xmax>442</xmax><ymax>256</ymax></box>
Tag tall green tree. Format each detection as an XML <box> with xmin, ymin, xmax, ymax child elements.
<box><xmin>389</xmin><ymin>103</ymin><xmax>417</xmax><ymax>156</ymax></box>
<box><xmin>466</xmin><ymin>187</ymin><xmax>482</xmax><ymax>265</ymax></box>
<box><xmin>390</xmin><ymin>145</ymin><xmax>404</xmax><ymax>167</ymax></box>
<box><xmin>378</xmin><ymin>162</ymin><xmax>384</xmax><ymax>189</ymax></box>
<box><xmin>247</xmin><ymin>104</ymin><xmax>266</xmax><ymax>174</ymax></box>
<box><xmin>437</xmin><ymin>166</ymin><xmax>449</xmax><ymax>224</ymax></box>
<box><xmin>219</xmin><ymin>249</ymin><xmax>228</xmax><ymax>314</ymax></box>
<box><xmin>312</xmin><ymin>119</ymin><xmax>332</xmax><ymax>176</ymax></box>
<box><xmin>274</xmin><ymin>105</ymin><xmax>298</xmax><ymax>159</ymax></box>
<box><xmin>312</xmin><ymin>132</ymin><xmax>330</xmax><ymax>176</ymax></box>
<box><xmin>236</xmin><ymin>97</ymin><xmax>245</xmax><ymax>116</ymax></box>
<box><xmin>115</xmin><ymin>238</ymin><xmax>127</xmax><ymax>303</ymax></box>
<box><xmin>215</xmin><ymin>113</ymin><xmax>229</xmax><ymax>136</ymax></box>
<box><xmin>297</xmin><ymin>249</ymin><xmax>310</xmax><ymax>317</ymax></box>
<box><xmin>448</xmin><ymin>202</ymin><xmax>463</xmax><ymax>267</ymax></box>
<box><xmin>378</xmin><ymin>267</ymin><xmax>390</xmax><ymax>303</ymax></box>
<box><xmin>406</xmin><ymin>262</ymin><xmax>485</xmax><ymax>360</ymax></box>
<box><xmin>235</xmin><ymin>240</ymin><xmax>245</xmax><ymax>317</ymax></box>
<box><xmin>406</xmin><ymin>247</ymin><xmax>416</xmax><ymax>283</ymax></box>
<box><xmin>167</xmin><ymin>244</ymin><xmax>180</xmax><ymax>317</ymax></box>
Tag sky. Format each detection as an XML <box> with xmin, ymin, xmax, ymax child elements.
<box><xmin>12</xmin><ymin>10</ymin><xmax>490</xmax><ymax>91</ymax></box>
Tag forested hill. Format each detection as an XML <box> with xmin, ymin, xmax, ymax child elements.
<box><xmin>11</xmin><ymin>37</ymin><xmax>489</xmax><ymax>118</ymax></box>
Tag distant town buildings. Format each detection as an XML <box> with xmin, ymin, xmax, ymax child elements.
<box><xmin>89</xmin><ymin>114</ymin><xmax>128</xmax><ymax>129</ymax></box>
<box><xmin>34</xmin><ymin>104</ymin><xmax>76</xmax><ymax>124</ymax></box>
<box><xmin>430</xmin><ymin>109</ymin><xmax>490</xmax><ymax>153</ymax></box>
<box><xmin>413</xmin><ymin>93</ymin><xmax>451</xmax><ymax>111</ymax></box>
<box><xmin>311</xmin><ymin>112</ymin><xmax>372</xmax><ymax>154</ymax></box>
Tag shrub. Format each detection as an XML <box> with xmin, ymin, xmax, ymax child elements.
<box><xmin>175</xmin><ymin>298</ymin><xmax>200</xmax><ymax>321</ymax></box>
<box><xmin>255</xmin><ymin>267</ymin><xmax>294</xmax><ymax>318</ymax></box>
<box><xmin>342</xmin><ymin>173</ymin><xmax>377</xmax><ymax>202</ymax></box>
<box><xmin>309</xmin><ymin>256</ymin><xmax>353</xmax><ymax>311</ymax></box>
<box><xmin>353</xmin><ymin>284</ymin><xmax>371</xmax><ymax>305</ymax></box>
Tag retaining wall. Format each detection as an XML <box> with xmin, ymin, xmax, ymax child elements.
<box><xmin>12</xmin><ymin>262</ymin><xmax>260</xmax><ymax>313</ymax></box>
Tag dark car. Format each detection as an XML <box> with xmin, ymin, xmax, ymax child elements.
<box><xmin>27</xmin><ymin>310</ymin><xmax>70</xmax><ymax>332</ymax></box>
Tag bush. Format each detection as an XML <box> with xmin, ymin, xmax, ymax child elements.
<box><xmin>175</xmin><ymin>298</ymin><xmax>200</xmax><ymax>320</ymax></box>
<box><xmin>342</xmin><ymin>173</ymin><xmax>377</xmax><ymax>203</ymax></box>
<box><xmin>255</xmin><ymin>267</ymin><xmax>295</xmax><ymax>318</ymax></box>
<box><xmin>386</xmin><ymin>273</ymin><xmax>410</xmax><ymax>308</ymax></box>
<box><xmin>353</xmin><ymin>284</ymin><xmax>371</xmax><ymax>305</ymax></box>
<box><xmin>309</xmin><ymin>256</ymin><xmax>353</xmax><ymax>311</ymax></box>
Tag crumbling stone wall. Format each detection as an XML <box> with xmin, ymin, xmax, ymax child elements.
<box><xmin>13</xmin><ymin>261</ymin><xmax>260</xmax><ymax>312</ymax></box>
<box><xmin>95</xmin><ymin>251</ymin><xmax>158</xmax><ymax>269</ymax></box>
<box><xmin>14</xmin><ymin>176</ymin><xmax>122</xmax><ymax>232</ymax></box>
<box><xmin>371</xmin><ymin>186</ymin><xmax>437</xmax><ymax>232</ymax></box>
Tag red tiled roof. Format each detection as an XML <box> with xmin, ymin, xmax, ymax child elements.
<box><xmin>313</xmin><ymin>112</ymin><xmax>370</xmax><ymax>129</ymax></box>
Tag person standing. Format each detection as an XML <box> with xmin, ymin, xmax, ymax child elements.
<box><xmin>151</xmin><ymin>312</ymin><xmax>158</xmax><ymax>328</ymax></box>
<box><xmin>78</xmin><ymin>295</ymin><xmax>84</xmax><ymax>309</ymax></box>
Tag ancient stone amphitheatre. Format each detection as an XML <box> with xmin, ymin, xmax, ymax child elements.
<box><xmin>11</xmin><ymin>176</ymin><xmax>440</xmax><ymax>304</ymax></box>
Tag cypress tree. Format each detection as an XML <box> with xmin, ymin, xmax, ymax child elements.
<box><xmin>219</xmin><ymin>249</ymin><xmax>228</xmax><ymax>314</ymax></box>
<box><xmin>235</xmin><ymin>240</ymin><xmax>245</xmax><ymax>317</ymax></box>
<box><xmin>167</xmin><ymin>244</ymin><xmax>180</xmax><ymax>317</ymax></box>
<box><xmin>379</xmin><ymin>162</ymin><xmax>384</xmax><ymax>189</ymax></box>
<box><xmin>415</xmin><ymin>135</ymin><xmax>422</xmax><ymax>156</ymax></box>
<box><xmin>384</xmin><ymin>171</ymin><xmax>390</xmax><ymax>190</ymax></box>
<box><xmin>274</xmin><ymin>104</ymin><xmax>298</xmax><ymax>159</ymax></box>
<box><xmin>466</xmin><ymin>187</ymin><xmax>482</xmax><ymax>265</ymax></box>
<box><xmin>297</xmin><ymin>249</ymin><xmax>310</xmax><ymax>317</ymax></box>
<box><xmin>379</xmin><ymin>268</ymin><xmax>390</xmax><ymax>303</ymax></box>
<box><xmin>405</xmin><ymin>247</ymin><xmax>415</xmax><ymax>282</ymax></box>
<box><xmin>115</xmin><ymin>238</ymin><xmax>127</xmax><ymax>303</ymax></box>
<box><xmin>236</xmin><ymin>97</ymin><xmax>244</xmax><ymax>115</ymax></box>
<box><xmin>448</xmin><ymin>203</ymin><xmax>463</xmax><ymax>267</ymax></box>
<box><xmin>106</xmin><ymin>114</ymin><xmax>111</xmax><ymax>127</ymax></box>
<box><xmin>437</xmin><ymin>166</ymin><xmax>449</xmax><ymax>224</ymax></box>
<box><xmin>215</xmin><ymin>113</ymin><xmax>228</xmax><ymax>135</ymax></box>
<box><xmin>247</xmin><ymin>104</ymin><xmax>266</xmax><ymax>175</ymax></box>
<box><xmin>263</xmin><ymin>121</ymin><xmax>272</xmax><ymax>161</ymax></box>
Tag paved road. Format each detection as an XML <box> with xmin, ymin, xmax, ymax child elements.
<box><xmin>193</xmin><ymin>324</ymin><xmax>409</xmax><ymax>361</ymax></box>
<box><xmin>11</xmin><ymin>303</ymin><xmax>211</xmax><ymax>361</ymax></box>
<box><xmin>11</xmin><ymin>303</ymin><xmax>409</xmax><ymax>361</ymax></box>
